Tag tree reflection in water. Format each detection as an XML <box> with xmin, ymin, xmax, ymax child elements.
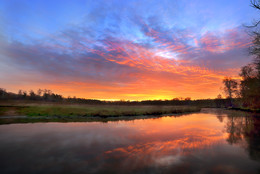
<box><xmin>217</xmin><ymin>109</ymin><xmax>260</xmax><ymax>161</ymax></box>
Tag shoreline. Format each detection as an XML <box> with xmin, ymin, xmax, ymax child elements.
<box><xmin>1</xmin><ymin>104</ymin><xmax>259</xmax><ymax>125</ymax></box>
<box><xmin>0</xmin><ymin>104</ymin><xmax>201</xmax><ymax>125</ymax></box>
<box><xmin>228</xmin><ymin>107</ymin><xmax>260</xmax><ymax>113</ymax></box>
<box><xmin>0</xmin><ymin>110</ymin><xmax>201</xmax><ymax>125</ymax></box>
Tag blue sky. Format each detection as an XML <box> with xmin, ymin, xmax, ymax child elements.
<box><xmin>0</xmin><ymin>0</ymin><xmax>259</xmax><ymax>100</ymax></box>
<box><xmin>1</xmin><ymin>0</ymin><xmax>257</xmax><ymax>42</ymax></box>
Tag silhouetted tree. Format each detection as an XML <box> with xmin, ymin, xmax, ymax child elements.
<box><xmin>185</xmin><ymin>97</ymin><xmax>191</xmax><ymax>101</ymax></box>
<box><xmin>240</xmin><ymin>64</ymin><xmax>260</xmax><ymax>108</ymax></box>
<box><xmin>223</xmin><ymin>77</ymin><xmax>238</xmax><ymax>107</ymax></box>
<box><xmin>22</xmin><ymin>91</ymin><xmax>27</xmax><ymax>99</ymax></box>
<box><xmin>217</xmin><ymin>94</ymin><xmax>222</xmax><ymax>99</ymax></box>
<box><xmin>214</xmin><ymin>94</ymin><xmax>225</xmax><ymax>108</ymax></box>
<box><xmin>29</xmin><ymin>90</ymin><xmax>35</xmax><ymax>99</ymax></box>
<box><xmin>239</xmin><ymin>0</ymin><xmax>260</xmax><ymax>109</ymax></box>
<box><xmin>37</xmin><ymin>89</ymin><xmax>42</xmax><ymax>97</ymax></box>
<box><xmin>0</xmin><ymin>88</ymin><xmax>7</xmax><ymax>99</ymax></box>
<box><xmin>249</xmin><ymin>0</ymin><xmax>260</xmax><ymax>27</ymax></box>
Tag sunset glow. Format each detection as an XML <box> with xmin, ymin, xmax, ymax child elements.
<box><xmin>0</xmin><ymin>0</ymin><xmax>258</xmax><ymax>100</ymax></box>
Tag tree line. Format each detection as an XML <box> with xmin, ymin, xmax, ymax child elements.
<box><xmin>0</xmin><ymin>87</ymin><xmax>232</xmax><ymax>107</ymax></box>
<box><xmin>0</xmin><ymin>88</ymin><xmax>102</xmax><ymax>104</ymax></box>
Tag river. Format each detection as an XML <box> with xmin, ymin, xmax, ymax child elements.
<box><xmin>0</xmin><ymin>109</ymin><xmax>259</xmax><ymax>174</ymax></box>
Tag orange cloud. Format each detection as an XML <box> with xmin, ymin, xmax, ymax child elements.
<box><xmin>1</xmin><ymin>24</ymin><xmax>250</xmax><ymax>100</ymax></box>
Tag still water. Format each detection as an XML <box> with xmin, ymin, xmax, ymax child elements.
<box><xmin>0</xmin><ymin>109</ymin><xmax>259</xmax><ymax>174</ymax></box>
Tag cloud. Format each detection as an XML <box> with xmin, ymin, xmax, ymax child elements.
<box><xmin>0</xmin><ymin>10</ymin><xmax>252</xmax><ymax>99</ymax></box>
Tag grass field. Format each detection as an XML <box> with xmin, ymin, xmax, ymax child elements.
<box><xmin>0</xmin><ymin>103</ymin><xmax>201</xmax><ymax>124</ymax></box>
<box><xmin>0</xmin><ymin>104</ymin><xmax>201</xmax><ymax>117</ymax></box>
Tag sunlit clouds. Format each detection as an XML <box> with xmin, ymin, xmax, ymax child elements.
<box><xmin>0</xmin><ymin>0</ymin><xmax>257</xmax><ymax>100</ymax></box>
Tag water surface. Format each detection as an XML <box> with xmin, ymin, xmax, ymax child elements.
<box><xmin>0</xmin><ymin>109</ymin><xmax>259</xmax><ymax>174</ymax></box>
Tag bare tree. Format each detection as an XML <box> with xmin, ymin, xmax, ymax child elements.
<box><xmin>216</xmin><ymin>94</ymin><xmax>222</xmax><ymax>99</ymax></box>
<box><xmin>223</xmin><ymin>77</ymin><xmax>238</xmax><ymax>107</ymax></box>
<box><xmin>37</xmin><ymin>89</ymin><xmax>42</xmax><ymax>96</ymax></box>
<box><xmin>238</xmin><ymin>0</ymin><xmax>260</xmax><ymax>108</ymax></box>
<box><xmin>248</xmin><ymin>0</ymin><xmax>260</xmax><ymax>27</ymax></box>
<box><xmin>0</xmin><ymin>88</ymin><xmax>6</xmax><ymax>99</ymax></box>
<box><xmin>251</xmin><ymin>0</ymin><xmax>260</xmax><ymax>11</ymax></box>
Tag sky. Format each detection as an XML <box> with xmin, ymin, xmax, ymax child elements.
<box><xmin>0</xmin><ymin>0</ymin><xmax>259</xmax><ymax>100</ymax></box>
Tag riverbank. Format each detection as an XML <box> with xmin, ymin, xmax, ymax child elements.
<box><xmin>0</xmin><ymin>104</ymin><xmax>201</xmax><ymax>124</ymax></box>
<box><xmin>228</xmin><ymin>107</ymin><xmax>260</xmax><ymax>113</ymax></box>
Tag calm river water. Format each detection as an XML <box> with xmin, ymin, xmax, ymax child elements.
<box><xmin>0</xmin><ymin>109</ymin><xmax>259</xmax><ymax>174</ymax></box>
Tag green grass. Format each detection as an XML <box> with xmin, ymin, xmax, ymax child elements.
<box><xmin>16</xmin><ymin>105</ymin><xmax>201</xmax><ymax>117</ymax></box>
<box><xmin>0</xmin><ymin>104</ymin><xmax>201</xmax><ymax>124</ymax></box>
<box><xmin>0</xmin><ymin>107</ymin><xmax>7</xmax><ymax>115</ymax></box>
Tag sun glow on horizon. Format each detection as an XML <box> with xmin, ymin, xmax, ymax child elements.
<box><xmin>0</xmin><ymin>0</ymin><xmax>257</xmax><ymax>100</ymax></box>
